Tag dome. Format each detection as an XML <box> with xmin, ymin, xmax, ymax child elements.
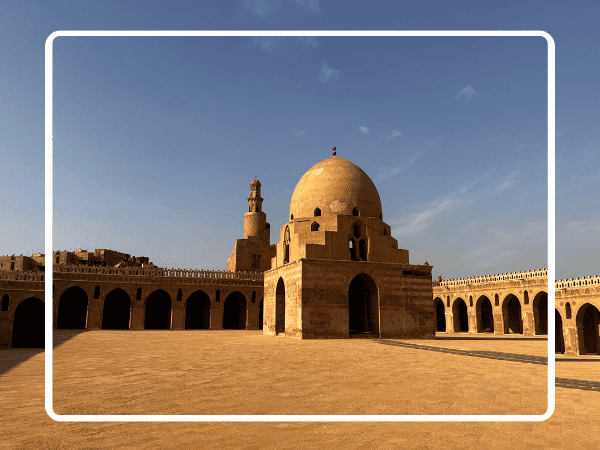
<box><xmin>290</xmin><ymin>156</ymin><xmax>382</xmax><ymax>219</ymax></box>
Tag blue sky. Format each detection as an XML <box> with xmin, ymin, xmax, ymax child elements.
<box><xmin>1</xmin><ymin>0</ymin><xmax>598</xmax><ymax>281</ymax></box>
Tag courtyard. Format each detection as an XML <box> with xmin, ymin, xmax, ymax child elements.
<box><xmin>0</xmin><ymin>330</ymin><xmax>599</xmax><ymax>449</ymax></box>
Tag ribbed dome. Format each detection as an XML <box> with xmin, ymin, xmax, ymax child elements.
<box><xmin>290</xmin><ymin>156</ymin><xmax>382</xmax><ymax>219</ymax></box>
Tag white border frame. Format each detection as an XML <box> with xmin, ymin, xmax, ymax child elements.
<box><xmin>45</xmin><ymin>30</ymin><xmax>555</xmax><ymax>422</ymax></box>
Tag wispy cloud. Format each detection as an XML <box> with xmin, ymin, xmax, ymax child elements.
<box><xmin>391</xmin><ymin>197</ymin><xmax>463</xmax><ymax>235</ymax></box>
<box><xmin>358</xmin><ymin>126</ymin><xmax>370</xmax><ymax>134</ymax></box>
<box><xmin>293</xmin><ymin>130</ymin><xmax>305</xmax><ymax>137</ymax></box>
<box><xmin>375</xmin><ymin>138</ymin><xmax>441</xmax><ymax>182</ymax></box>
<box><xmin>296</xmin><ymin>36</ymin><xmax>317</xmax><ymax>47</ymax></box>
<box><xmin>385</xmin><ymin>129</ymin><xmax>402</xmax><ymax>141</ymax></box>
<box><xmin>456</xmin><ymin>85</ymin><xmax>478</xmax><ymax>99</ymax></box>
<box><xmin>497</xmin><ymin>168</ymin><xmax>521</xmax><ymax>191</ymax></box>
<box><xmin>243</xmin><ymin>0</ymin><xmax>320</xmax><ymax>19</ymax></box>
<box><xmin>251</xmin><ymin>36</ymin><xmax>284</xmax><ymax>54</ymax></box>
<box><xmin>319</xmin><ymin>62</ymin><xmax>340</xmax><ymax>82</ymax></box>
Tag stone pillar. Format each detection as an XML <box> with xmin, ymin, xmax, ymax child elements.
<box><xmin>210</xmin><ymin>305</ymin><xmax>223</xmax><ymax>330</ymax></box>
<box><xmin>522</xmin><ymin>310</ymin><xmax>534</xmax><ymax>336</ymax></box>
<box><xmin>576</xmin><ymin>326</ymin><xmax>585</xmax><ymax>355</ymax></box>
<box><xmin>493</xmin><ymin>313</ymin><xmax>504</xmax><ymax>335</ymax></box>
<box><xmin>468</xmin><ymin>313</ymin><xmax>477</xmax><ymax>334</ymax></box>
<box><xmin>246</xmin><ymin>302</ymin><xmax>259</xmax><ymax>330</ymax></box>
<box><xmin>0</xmin><ymin>315</ymin><xmax>11</xmax><ymax>349</ymax></box>
<box><xmin>445</xmin><ymin>312</ymin><xmax>453</xmax><ymax>333</ymax></box>
<box><xmin>130</xmin><ymin>301</ymin><xmax>144</xmax><ymax>330</ymax></box>
<box><xmin>87</xmin><ymin>302</ymin><xmax>102</xmax><ymax>330</ymax></box>
<box><xmin>564</xmin><ymin>325</ymin><xmax>577</xmax><ymax>356</ymax></box>
<box><xmin>171</xmin><ymin>302</ymin><xmax>185</xmax><ymax>330</ymax></box>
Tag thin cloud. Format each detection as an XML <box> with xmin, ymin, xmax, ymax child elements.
<box><xmin>375</xmin><ymin>138</ymin><xmax>441</xmax><ymax>182</ymax></box>
<box><xmin>251</xmin><ymin>36</ymin><xmax>284</xmax><ymax>54</ymax></box>
<box><xmin>243</xmin><ymin>0</ymin><xmax>320</xmax><ymax>19</ymax></box>
<box><xmin>293</xmin><ymin>130</ymin><xmax>306</xmax><ymax>137</ymax></box>
<box><xmin>385</xmin><ymin>130</ymin><xmax>402</xmax><ymax>141</ymax></box>
<box><xmin>392</xmin><ymin>197</ymin><xmax>463</xmax><ymax>235</ymax></box>
<box><xmin>296</xmin><ymin>36</ymin><xmax>317</xmax><ymax>47</ymax></box>
<box><xmin>497</xmin><ymin>168</ymin><xmax>521</xmax><ymax>191</ymax></box>
<box><xmin>358</xmin><ymin>126</ymin><xmax>370</xmax><ymax>134</ymax></box>
<box><xmin>319</xmin><ymin>62</ymin><xmax>340</xmax><ymax>82</ymax></box>
<box><xmin>456</xmin><ymin>85</ymin><xmax>478</xmax><ymax>99</ymax></box>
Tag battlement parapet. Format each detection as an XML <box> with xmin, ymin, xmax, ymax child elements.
<box><xmin>51</xmin><ymin>264</ymin><xmax>264</xmax><ymax>281</ymax></box>
<box><xmin>0</xmin><ymin>271</ymin><xmax>45</xmax><ymax>282</ymax></box>
<box><xmin>433</xmin><ymin>268</ymin><xmax>548</xmax><ymax>288</ymax></box>
<box><xmin>555</xmin><ymin>275</ymin><xmax>600</xmax><ymax>289</ymax></box>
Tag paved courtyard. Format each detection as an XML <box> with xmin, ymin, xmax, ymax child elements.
<box><xmin>1</xmin><ymin>330</ymin><xmax>599</xmax><ymax>449</ymax></box>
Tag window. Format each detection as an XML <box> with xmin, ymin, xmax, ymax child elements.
<box><xmin>94</xmin><ymin>285</ymin><xmax>100</xmax><ymax>299</ymax></box>
<box><xmin>1</xmin><ymin>294</ymin><xmax>8</xmax><ymax>311</ymax></box>
<box><xmin>353</xmin><ymin>207</ymin><xmax>359</xmax><ymax>217</ymax></box>
<box><xmin>314</xmin><ymin>208</ymin><xmax>321</xmax><ymax>217</ymax></box>
<box><xmin>252</xmin><ymin>254</ymin><xmax>262</xmax><ymax>269</ymax></box>
<box><xmin>566</xmin><ymin>302</ymin><xmax>571</xmax><ymax>319</ymax></box>
<box><xmin>349</xmin><ymin>239</ymin><xmax>357</xmax><ymax>261</ymax></box>
<box><xmin>311</xmin><ymin>222</ymin><xmax>320</xmax><ymax>232</ymax></box>
<box><xmin>136</xmin><ymin>287</ymin><xmax>142</xmax><ymax>300</ymax></box>
<box><xmin>177</xmin><ymin>289</ymin><xmax>182</xmax><ymax>301</ymax></box>
<box><xmin>216</xmin><ymin>290</ymin><xmax>221</xmax><ymax>302</ymax></box>
<box><xmin>353</xmin><ymin>224</ymin><xmax>361</xmax><ymax>238</ymax></box>
<box><xmin>252</xmin><ymin>291</ymin><xmax>256</xmax><ymax>303</ymax></box>
<box><xmin>358</xmin><ymin>239</ymin><xmax>366</xmax><ymax>260</ymax></box>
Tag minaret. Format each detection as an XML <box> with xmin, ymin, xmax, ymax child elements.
<box><xmin>244</xmin><ymin>178</ymin><xmax>270</xmax><ymax>244</ymax></box>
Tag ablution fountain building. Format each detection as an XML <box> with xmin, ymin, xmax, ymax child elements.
<box><xmin>0</xmin><ymin>148</ymin><xmax>598</xmax><ymax>355</ymax></box>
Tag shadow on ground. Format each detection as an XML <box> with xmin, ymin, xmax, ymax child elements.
<box><xmin>0</xmin><ymin>330</ymin><xmax>87</xmax><ymax>376</ymax></box>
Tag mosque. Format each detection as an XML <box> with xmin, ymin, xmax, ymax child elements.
<box><xmin>257</xmin><ymin>147</ymin><xmax>433</xmax><ymax>339</ymax></box>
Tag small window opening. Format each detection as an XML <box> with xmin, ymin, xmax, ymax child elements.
<box><xmin>94</xmin><ymin>285</ymin><xmax>100</xmax><ymax>299</ymax></box>
<box><xmin>136</xmin><ymin>287</ymin><xmax>142</xmax><ymax>301</ymax></box>
<box><xmin>314</xmin><ymin>208</ymin><xmax>321</xmax><ymax>217</ymax></box>
<box><xmin>216</xmin><ymin>290</ymin><xmax>221</xmax><ymax>302</ymax></box>
<box><xmin>566</xmin><ymin>302</ymin><xmax>571</xmax><ymax>319</ymax></box>
<box><xmin>353</xmin><ymin>224</ymin><xmax>361</xmax><ymax>238</ymax></box>
<box><xmin>353</xmin><ymin>207</ymin><xmax>359</xmax><ymax>217</ymax></box>
<box><xmin>311</xmin><ymin>222</ymin><xmax>320</xmax><ymax>232</ymax></box>
<box><xmin>177</xmin><ymin>289</ymin><xmax>182</xmax><ymax>301</ymax></box>
<box><xmin>252</xmin><ymin>291</ymin><xmax>256</xmax><ymax>303</ymax></box>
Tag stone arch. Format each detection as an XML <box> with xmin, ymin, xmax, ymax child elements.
<box><xmin>314</xmin><ymin>207</ymin><xmax>321</xmax><ymax>217</ymax></box>
<box><xmin>452</xmin><ymin>298</ymin><xmax>469</xmax><ymax>332</ymax></box>
<box><xmin>311</xmin><ymin>221</ymin><xmax>320</xmax><ymax>232</ymax></box>
<box><xmin>144</xmin><ymin>289</ymin><xmax>172</xmax><ymax>330</ymax></box>
<box><xmin>576</xmin><ymin>303</ymin><xmax>600</xmax><ymax>355</ymax></box>
<box><xmin>502</xmin><ymin>294</ymin><xmax>523</xmax><ymax>334</ymax></box>
<box><xmin>555</xmin><ymin>309</ymin><xmax>565</xmax><ymax>354</ymax></box>
<box><xmin>185</xmin><ymin>290</ymin><xmax>210</xmax><ymax>330</ymax></box>
<box><xmin>259</xmin><ymin>298</ymin><xmax>264</xmax><ymax>331</ymax></box>
<box><xmin>532</xmin><ymin>291</ymin><xmax>548</xmax><ymax>335</ymax></box>
<box><xmin>348</xmin><ymin>273</ymin><xmax>379</xmax><ymax>335</ymax></box>
<box><xmin>275</xmin><ymin>277</ymin><xmax>285</xmax><ymax>335</ymax></box>
<box><xmin>475</xmin><ymin>295</ymin><xmax>494</xmax><ymax>333</ymax></box>
<box><xmin>223</xmin><ymin>291</ymin><xmax>247</xmax><ymax>330</ymax></box>
<box><xmin>102</xmin><ymin>288</ymin><xmax>131</xmax><ymax>329</ymax></box>
<box><xmin>433</xmin><ymin>297</ymin><xmax>446</xmax><ymax>332</ymax></box>
<box><xmin>57</xmin><ymin>285</ymin><xmax>89</xmax><ymax>329</ymax></box>
<box><xmin>11</xmin><ymin>297</ymin><xmax>45</xmax><ymax>348</ymax></box>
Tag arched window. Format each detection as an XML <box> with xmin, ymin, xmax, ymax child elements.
<box><xmin>216</xmin><ymin>290</ymin><xmax>221</xmax><ymax>302</ymax></box>
<box><xmin>353</xmin><ymin>207</ymin><xmax>359</xmax><ymax>217</ymax></box>
<box><xmin>379</xmin><ymin>213</ymin><xmax>382</xmax><ymax>220</ymax></box>
<box><xmin>469</xmin><ymin>296</ymin><xmax>473</xmax><ymax>307</ymax></box>
<box><xmin>252</xmin><ymin>291</ymin><xmax>256</xmax><ymax>303</ymax></box>
<box><xmin>566</xmin><ymin>302</ymin><xmax>571</xmax><ymax>319</ymax></box>
<box><xmin>290</xmin><ymin>214</ymin><xmax>294</xmax><ymax>220</ymax></box>
<box><xmin>358</xmin><ymin>239</ymin><xmax>367</xmax><ymax>261</ymax></box>
<box><xmin>311</xmin><ymin>222</ymin><xmax>320</xmax><ymax>232</ymax></box>
<box><xmin>524</xmin><ymin>290</ymin><xmax>529</xmax><ymax>305</ymax></box>
<box><xmin>283</xmin><ymin>226</ymin><xmax>291</xmax><ymax>264</ymax></box>
<box><xmin>495</xmin><ymin>294</ymin><xmax>499</xmax><ymax>307</ymax></box>
<box><xmin>353</xmin><ymin>224</ymin><xmax>361</xmax><ymax>238</ymax></box>
<box><xmin>1</xmin><ymin>294</ymin><xmax>8</xmax><ymax>311</ymax></box>
<box><xmin>349</xmin><ymin>239</ymin><xmax>357</xmax><ymax>261</ymax></box>
<box><xmin>447</xmin><ymin>296</ymin><xmax>450</xmax><ymax>308</ymax></box>
<box><xmin>136</xmin><ymin>287</ymin><xmax>142</xmax><ymax>301</ymax></box>
<box><xmin>94</xmin><ymin>285</ymin><xmax>100</xmax><ymax>300</ymax></box>
<box><xmin>314</xmin><ymin>208</ymin><xmax>321</xmax><ymax>217</ymax></box>
<box><xmin>177</xmin><ymin>289</ymin><xmax>182</xmax><ymax>301</ymax></box>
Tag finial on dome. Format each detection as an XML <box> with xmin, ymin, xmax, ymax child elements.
<box><xmin>332</xmin><ymin>146</ymin><xmax>336</xmax><ymax>156</ymax></box>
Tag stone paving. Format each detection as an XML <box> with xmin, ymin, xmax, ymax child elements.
<box><xmin>0</xmin><ymin>330</ymin><xmax>598</xmax><ymax>449</ymax></box>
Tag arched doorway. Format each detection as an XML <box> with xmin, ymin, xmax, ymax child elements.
<box><xmin>57</xmin><ymin>286</ymin><xmax>89</xmax><ymax>329</ymax></box>
<box><xmin>476</xmin><ymin>296</ymin><xmax>494</xmax><ymax>333</ymax></box>
<box><xmin>276</xmin><ymin>278</ymin><xmax>285</xmax><ymax>334</ymax></box>
<box><xmin>185</xmin><ymin>290</ymin><xmax>211</xmax><ymax>329</ymax></box>
<box><xmin>101</xmin><ymin>288</ymin><xmax>131</xmax><ymax>329</ymax></box>
<box><xmin>555</xmin><ymin>309</ymin><xmax>565</xmax><ymax>354</ymax></box>
<box><xmin>223</xmin><ymin>291</ymin><xmax>247</xmax><ymax>330</ymax></box>
<box><xmin>12</xmin><ymin>297</ymin><xmax>45</xmax><ymax>348</ymax></box>
<box><xmin>452</xmin><ymin>298</ymin><xmax>469</xmax><ymax>332</ymax></box>
<box><xmin>144</xmin><ymin>290</ymin><xmax>172</xmax><ymax>330</ymax></box>
<box><xmin>348</xmin><ymin>273</ymin><xmax>378</xmax><ymax>335</ymax></box>
<box><xmin>502</xmin><ymin>294</ymin><xmax>523</xmax><ymax>334</ymax></box>
<box><xmin>576</xmin><ymin>303</ymin><xmax>600</xmax><ymax>355</ymax></box>
<box><xmin>533</xmin><ymin>291</ymin><xmax>548</xmax><ymax>335</ymax></box>
<box><xmin>434</xmin><ymin>298</ymin><xmax>446</xmax><ymax>332</ymax></box>
<box><xmin>259</xmin><ymin>298</ymin><xmax>264</xmax><ymax>331</ymax></box>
